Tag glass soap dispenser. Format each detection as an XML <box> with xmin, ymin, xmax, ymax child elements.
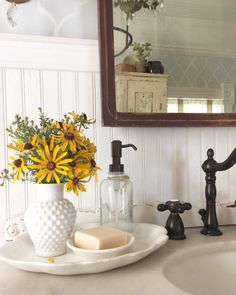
<box><xmin>100</xmin><ymin>140</ymin><xmax>137</xmax><ymax>233</ymax></box>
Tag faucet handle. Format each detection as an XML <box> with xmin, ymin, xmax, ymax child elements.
<box><xmin>157</xmin><ymin>200</ymin><xmax>192</xmax><ymax>240</ymax></box>
<box><xmin>157</xmin><ymin>200</ymin><xmax>192</xmax><ymax>214</ymax></box>
<box><xmin>220</xmin><ymin>201</ymin><xmax>236</xmax><ymax>208</ymax></box>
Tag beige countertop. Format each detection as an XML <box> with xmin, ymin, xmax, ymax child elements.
<box><xmin>0</xmin><ymin>225</ymin><xmax>235</xmax><ymax>295</ymax></box>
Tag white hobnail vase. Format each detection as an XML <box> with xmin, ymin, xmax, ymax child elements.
<box><xmin>24</xmin><ymin>183</ymin><xmax>76</xmax><ymax>257</ymax></box>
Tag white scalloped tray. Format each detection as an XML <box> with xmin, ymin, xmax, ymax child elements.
<box><xmin>0</xmin><ymin>223</ymin><xmax>168</xmax><ymax>275</ymax></box>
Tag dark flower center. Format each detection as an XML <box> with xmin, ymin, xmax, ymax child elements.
<box><xmin>13</xmin><ymin>159</ymin><xmax>22</xmax><ymax>168</ymax></box>
<box><xmin>24</xmin><ymin>143</ymin><xmax>33</xmax><ymax>150</ymax></box>
<box><xmin>73</xmin><ymin>178</ymin><xmax>79</xmax><ymax>185</ymax></box>
<box><xmin>81</xmin><ymin>113</ymin><xmax>87</xmax><ymax>120</ymax></box>
<box><xmin>69</xmin><ymin>161</ymin><xmax>76</xmax><ymax>167</ymax></box>
<box><xmin>64</xmin><ymin>132</ymin><xmax>75</xmax><ymax>140</ymax></box>
<box><xmin>47</xmin><ymin>161</ymin><xmax>56</xmax><ymax>171</ymax></box>
<box><xmin>91</xmin><ymin>159</ymin><xmax>96</xmax><ymax>167</ymax></box>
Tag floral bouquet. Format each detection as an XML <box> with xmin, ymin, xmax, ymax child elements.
<box><xmin>0</xmin><ymin>108</ymin><xmax>99</xmax><ymax>196</ymax></box>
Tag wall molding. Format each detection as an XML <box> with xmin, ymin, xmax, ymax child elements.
<box><xmin>0</xmin><ymin>33</ymin><xmax>99</xmax><ymax>71</ymax></box>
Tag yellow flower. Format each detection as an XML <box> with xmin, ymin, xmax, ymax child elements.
<box><xmin>69</xmin><ymin>160</ymin><xmax>91</xmax><ymax>173</ymax></box>
<box><xmin>68</xmin><ymin>153</ymin><xmax>100</xmax><ymax>181</ymax></box>
<box><xmin>69</xmin><ymin>111</ymin><xmax>80</xmax><ymax>120</ymax></box>
<box><xmin>54</xmin><ymin>122</ymin><xmax>83</xmax><ymax>153</ymax></box>
<box><xmin>89</xmin><ymin>159</ymin><xmax>101</xmax><ymax>182</ymax></box>
<box><xmin>69</xmin><ymin>112</ymin><xmax>95</xmax><ymax>124</ymax></box>
<box><xmin>82</xmin><ymin>138</ymin><xmax>97</xmax><ymax>158</ymax></box>
<box><xmin>67</xmin><ymin>150</ymin><xmax>91</xmax><ymax>170</ymax></box>
<box><xmin>65</xmin><ymin>169</ymin><xmax>90</xmax><ymax>196</ymax></box>
<box><xmin>9</xmin><ymin>157</ymin><xmax>28</xmax><ymax>180</ymax></box>
<box><xmin>29</xmin><ymin>144</ymin><xmax>72</xmax><ymax>184</ymax></box>
<box><xmin>8</xmin><ymin>134</ymin><xmax>38</xmax><ymax>153</ymax></box>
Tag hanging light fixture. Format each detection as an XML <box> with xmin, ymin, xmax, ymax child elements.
<box><xmin>113</xmin><ymin>0</ymin><xmax>165</xmax><ymax>57</ymax></box>
<box><xmin>6</xmin><ymin>0</ymin><xmax>30</xmax><ymax>27</ymax></box>
<box><xmin>114</xmin><ymin>0</ymin><xmax>165</xmax><ymax>22</ymax></box>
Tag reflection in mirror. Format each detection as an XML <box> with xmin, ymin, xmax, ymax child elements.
<box><xmin>113</xmin><ymin>0</ymin><xmax>236</xmax><ymax>114</ymax></box>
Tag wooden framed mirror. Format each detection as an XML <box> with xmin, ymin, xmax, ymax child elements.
<box><xmin>98</xmin><ymin>0</ymin><xmax>236</xmax><ymax>126</ymax></box>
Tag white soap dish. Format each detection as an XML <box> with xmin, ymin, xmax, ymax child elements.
<box><xmin>67</xmin><ymin>233</ymin><xmax>135</xmax><ymax>261</ymax></box>
<box><xmin>0</xmin><ymin>223</ymin><xmax>168</xmax><ymax>275</ymax></box>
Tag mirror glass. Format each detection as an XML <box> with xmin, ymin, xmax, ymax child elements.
<box><xmin>113</xmin><ymin>0</ymin><xmax>236</xmax><ymax>114</ymax></box>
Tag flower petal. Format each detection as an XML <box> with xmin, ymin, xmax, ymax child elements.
<box><xmin>37</xmin><ymin>173</ymin><xmax>47</xmax><ymax>184</ymax></box>
<box><xmin>46</xmin><ymin>172</ymin><xmax>52</xmax><ymax>183</ymax></box>
<box><xmin>52</xmin><ymin>144</ymin><xmax>59</xmax><ymax>161</ymax></box>
<box><xmin>55</xmin><ymin>152</ymin><xmax>67</xmax><ymax>163</ymax></box>
<box><xmin>55</xmin><ymin>169</ymin><xmax>67</xmax><ymax>176</ymax></box>
<box><xmin>62</xmin><ymin>141</ymin><xmax>68</xmax><ymax>151</ymax></box>
<box><xmin>56</xmin><ymin>159</ymin><xmax>72</xmax><ymax>165</ymax></box>
<box><xmin>52</xmin><ymin>171</ymin><xmax>60</xmax><ymax>184</ymax></box>
<box><xmin>45</xmin><ymin>145</ymin><xmax>52</xmax><ymax>161</ymax></box>
<box><xmin>28</xmin><ymin>164</ymin><xmax>46</xmax><ymax>169</ymax></box>
<box><xmin>30</xmin><ymin>156</ymin><xmax>47</xmax><ymax>164</ymax></box>
<box><xmin>50</xmin><ymin>137</ymin><xmax>55</xmax><ymax>152</ymax></box>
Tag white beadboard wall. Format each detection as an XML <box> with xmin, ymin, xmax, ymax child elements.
<box><xmin>1</xmin><ymin>35</ymin><xmax>236</xmax><ymax>228</ymax></box>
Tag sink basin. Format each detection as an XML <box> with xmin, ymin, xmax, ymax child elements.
<box><xmin>163</xmin><ymin>241</ymin><xmax>236</xmax><ymax>295</ymax></box>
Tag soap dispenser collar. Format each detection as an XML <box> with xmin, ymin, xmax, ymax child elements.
<box><xmin>109</xmin><ymin>140</ymin><xmax>137</xmax><ymax>172</ymax></box>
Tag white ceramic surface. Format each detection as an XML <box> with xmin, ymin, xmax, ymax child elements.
<box><xmin>4</xmin><ymin>216</ymin><xmax>26</xmax><ymax>241</ymax></box>
<box><xmin>0</xmin><ymin>223</ymin><xmax>168</xmax><ymax>275</ymax></box>
<box><xmin>163</xmin><ymin>241</ymin><xmax>236</xmax><ymax>295</ymax></box>
<box><xmin>24</xmin><ymin>184</ymin><xmax>76</xmax><ymax>257</ymax></box>
<box><xmin>67</xmin><ymin>233</ymin><xmax>135</xmax><ymax>261</ymax></box>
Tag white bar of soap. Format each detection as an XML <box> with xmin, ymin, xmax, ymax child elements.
<box><xmin>74</xmin><ymin>227</ymin><xmax>128</xmax><ymax>250</ymax></box>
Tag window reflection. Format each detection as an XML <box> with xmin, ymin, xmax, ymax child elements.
<box><xmin>167</xmin><ymin>98</ymin><xmax>224</xmax><ymax>113</ymax></box>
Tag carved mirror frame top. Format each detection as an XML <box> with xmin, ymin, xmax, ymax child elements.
<box><xmin>97</xmin><ymin>0</ymin><xmax>236</xmax><ymax>127</ymax></box>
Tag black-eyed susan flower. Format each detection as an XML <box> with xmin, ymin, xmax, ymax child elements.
<box><xmin>65</xmin><ymin>169</ymin><xmax>90</xmax><ymax>196</ymax></box>
<box><xmin>82</xmin><ymin>138</ymin><xmax>97</xmax><ymax>158</ymax></box>
<box><xmin>0</xmin><ymin>109</ymin><xmax>99</xmax><ymax>193</ymax></box>
<box><xmin>29</xmin><ymin>143</ymin><xmax>72</xmax><ymax>184</ymax></box>
<box><xmin>67</xmin><ymin>150</ymin><xmax>91</xmax><ymax>169</ymax></box>
<box><xmin>69</xmin><ymin>160</ymin><xmax>91</xmax><ymax>173</ymax></box>
<box><xmin>69</xmin><ymin>112</ymin><xmax>95</xmax><ymax>125</ymax></box>
<box><xmin>69</xmin><ymin>111</ymin><xmax>84</xmax><ymax>121</ymax></box>
<box><xmin>54</xmin><ymin>122</ymin><xmax>83</xmax><ymax>153</ymax></box>
<box><xmin>9</xmin><ymin>157</ymin><xmax>28</xmax><ymax>180</ymax></box>
<box><xmin>89</xmin><ymin>159</ymin><xmax>101</xmax><ymax>182</ymax></box>
<box><xmin>8</xmin><ymin>134</ymin><xmax>38</xmax><ymax>153</ymax></box>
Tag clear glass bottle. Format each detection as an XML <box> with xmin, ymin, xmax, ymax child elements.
<box><xmin>100</xmin><ymin>171</ymin><xmax>133</xmax><ymax>232</ymax></box>
<box><xmin>100</xmin><ymin>140</ymin><xmax>137</xmax><ymax>233</ymax></box>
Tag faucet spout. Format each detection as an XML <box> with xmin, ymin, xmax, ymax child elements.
<box><xmin>200</xmin><ymin>148</ymin><xmax>236</xmax><ymax>236</ymax></box>
<box><xmin>200</xmin><ymin>149</ymin><xmax>225</xmax><ymax>236</ymax></box>
<box><xmin>202</xmin><ymin>148</ymin><xmax>236</xmax><ymax>173</ymax></box>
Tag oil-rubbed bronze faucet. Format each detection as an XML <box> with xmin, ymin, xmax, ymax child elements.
<box><xmin>199</xmin><ymin>148</ymin><xmax>236</xmax><ymax>236</ymax></box>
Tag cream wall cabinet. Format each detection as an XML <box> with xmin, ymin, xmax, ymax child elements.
<box><xmin>115</xmin><ymin>72</ymin><xmax>168</xmax><ymax>113</ymax></box>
